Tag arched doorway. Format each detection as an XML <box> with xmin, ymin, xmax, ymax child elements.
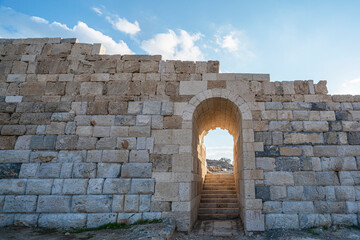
<box><xmin>183</xmin><ymin>90</ymin><xmax>264</xmax><ymax>232</ymax></box>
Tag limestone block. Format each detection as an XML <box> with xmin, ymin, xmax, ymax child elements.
<box><xmin>102</xmin><ymin>150</ymin><xmax>129</xmax><ymax>163</ymax></box>
<box><xmin>282</xmin><ymin>201</ymin><xmax>314</xmax><ymax>213</ymax></box>
<box><xmin>263</xmin><ymin>201</ymin><xmax>282</xmax><ymax>213</ymax></box>
<box><xmin>80</xmin><ymin>82</ymin><xmax>103</xmax><ymax>95</ymax></box>
<box><xmin>142</xmin><ymin>101</ymin><xmax>161</xmax><ymax>115</ymax></box>
<box><xmin>261</xmin><ymin>111</ymin><xmax>277</xmax><ymax>120</ymax></box>
<box><xmin>284</xmin><ymin>133</ymin><xmax>323</xmax><ymax>145</ymax></box>
<box><xmin>315</xmin><ymin>172</ymin><xmax>340</xmax><ymax>185</ymax></box>
<box><xmin>91</xmin><ymin>73</ymin><xmax>109</xmax><ymax>82</ymax></box>
<box><xmin>339</xmin><ymin>171</ymin><xmax>355</xmax><ymax>185</ymax></box>
<box><xmin>38</xmin><ymin>213</ymin><xmax>86</xmax><ymax>229</ymax></box>
<box><xmin>19</xmin><ymin>163</ymin><xmax>39</xmax><ymax>178</ymax></box>
<box><xmin>72</xmin><ymin>195</ymin><xmax>112</xmax><ymax>213</ymax></box>
<box><xmin>118</xmin><ymin>213</ymin><xmax>143</xmax><ymax>224</ymax></box>
<box><xmin>264</xmin><ymin>172</ymin><xmax>294</xmax><ymax>186</ymax></box>
<box><xmin>63</xmin><ymin>179</ymin><xmax>88</xmax><ymax>194</ymax></box>
<box><xmin>179</xmin><ymin>81</ymin><xmax>207</xmax><ymax>95</ymax></box>
<box><xmin>77</xmin><ymin>137</ymin><xmax>97</xmax><ymax>149</ymax></box>
<box><xmin>46</xmin><ymin>122</ymin><xmax>66</xmax><ymax>135</ymax></box>
<box><xmin>38</xmin><ymin>163</ymin><xmax>61</xmax><ymax>178</ymax></box>
<box><xmin>153</xmin><ymin>182</ymin><xmax>179</xmax><ymax>201</ymax></box>
<box><xmin>245</xmin><ymin>210</ymin><xmax>265</xmax><ymax>231</ymax></box>
<box><xmin>266</xmin><ymin>214</ymin><xmax>299</xmax><ymax>229</ymax></box>
<box><xmin>93</xmin><ymin>126</ymin><xmax>110</xmax><ymax>137</ymax></box>
<box><xmin>123</xmin><ymin>61</ymin><xmax>140</xmax><ymax>73</ymax></box>
<box><xmin>103</xmin><ymin>179</ymin><xmax>131</xmax><ymax>194</ymax></box>
<box><xmin>139</xmin><ymin>195</ymin><xmax>151</xmax><ymax>212</ymax></box>
<box><xmin>87</xmin><ymin>213</ymin><xmax>117</xmax><ymax>228</ymax></box>
<box><xmin>124</xmin><ymin>195</ymin><xmax>139</xmax><ymax>212</ymax></box>
<box><xmin>332</xmin><ymin>214</ymin><xmax>358</xmax><ymax>226</ymax></box>
<box><xmin>7</xmin><ymin>74</ymin><xmax>26</xmax><ymax>82</ymax></box>
<box><xmin>87</xmin><ymin>178</ymin><xmax>104</xmax><ymax>194</ymax></box>
<box><xmin>121</xmin><ymin>163</ymin><xmax>152</xmax><ymax>178</ymax></box>
<box><xmin>129</xmin><ymin>126</ymin><xmax>151</xmax><ymax>137</ymax></box>
<box><xmin>76</xmin><ymin>126</ymin><xmax>93</xmax><ymax>137</ymax></box>
<box><xmin>96</xmin><ymin>137</ymin><xmax>117</xmax><ymax>149</ymax></box>
<box><xmin>37</xmin><ymin>195</ymin><xmax>71</xmax><ymax>212</ymax></box>
<box><xmin>97</xmin><ymin>163</ymin><xmax>121</xmax><ymax>178</ymax></box>
<box><xmin>342</xmin><ymin>121</ymin><xmax>360</xmax><ymax>131</ymax></box>
<box><xmin>112</xmin><ymin>195</ymin><xmax>124</xmax><ymax>212</ymax></box>
<box><xmin>13</xmin><ymin>214</ymin><xmax>39</xmax><ymax>227</ymax></box>
<box><xmin>56</xmin><ymin>135</ymin><xmax>78</xmax><ymax>150</ymax></box>
<box><xmin>320</xmin><ymin>111</ymin><xmax>335</xmax><ymax>121</ymax></box>
<box><xmin>14</xmin><ymin>135</ymin><xmax>32</xmax><ymax>150</ymax></box>
<box><xmin>335</xmin><ymin>186</ymin><xmax>355</xmax><ymax>201</ymax></box>
<box><xmin>106</xmin><ymin>81</ymin><xmax>129</xmax><ymax>95</ymax></box>
<box><xmin>26</xmin><ymin>179</ymin><xmax>53</xmax><ymax>195</ymax></box>
<box><xmin>313</xmin><ymin>146</ymin><xmax>338</xmax><ymax>157</ymax></box>
<box><xmin>3</xmin><ymin>195</ymin><xmax>37</xmax><ymax>212</ymax></box>
<box><xmin>72</xmin><ymin>163</ymin><xmax>96</xmax><ymax>178</ymax></box>
<box><xmin>0</xmin><ymin>150</ymin><xmax>30</xmax><ymax>163</ymax></box>
<box><xmin>128</xmin><ymin>102</ymin><xmax>143</xmax><ymax>114</ymax></box>
<box><xmin>270</xmin><ymin>186</ymin><xmax>287</xmax><ymax>200</ymax></box>
<box><xmin>117</xmin><ymin>138</ymin><xmax>136</xmax><ymax>150</ymax></box>
<box><xmin>129</xmin><ymin>150</ymin><xmax>149</xmax><ymax>163</ymax></box>
<box><xmin>136</xmin><ymin>115</ymin><xmax>151</xmax><ymax>126</ymax></box>
<box><xmin>299</xmin><ymin>214</ymin><xmax>331</xmax><ymax>229</ymax></box>
<box><xmin>280</xmin><ymin>147</ymin><xmax>302</xmax><ymax>156</ymax></box>
<box><xmin>131</xmin><ymin>179</ymin><xmax>155</xmax><ymax>194</ymax></box>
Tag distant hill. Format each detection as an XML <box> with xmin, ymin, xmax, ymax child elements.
<box><xmin>206</xmin><ymin>159</ymin><xmax>234</xmax><ymax>172</ymax></box>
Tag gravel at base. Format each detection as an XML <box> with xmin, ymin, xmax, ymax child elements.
<box><xmin>173</xmin><ymin>227</ymin><xmax>360</xmax><ymax>240</ymax></box>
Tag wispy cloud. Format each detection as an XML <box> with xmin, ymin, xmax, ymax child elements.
<box><xmin>31</xmin><ymin>16</ymin><xmax>49</xmax><ymax>24</ymax></box>
<box><xmin>215</xmin><ymin>25</ymin><xmax>255</xmax><ymax>59</ymax></box>
<box><xmin>92</xmin><ymin>7</ymin><xmax>103</xmax><ymax>16</ymax></box>
<box><xmin>335</xmin><ymin>77</ymin><xmax>360</xmax><ymax>95</ymax></box>
<box><xmin>0</xmin><ymin>7</ymin><xmax>133</xmax><ymax>54</ymax></box>
<box><xmin>141</xmin><ymin>29</ymin><xmax>204</xmax><ymax>60</ymax></box>
<box><xmin>206</xmin><ymin>146</ymin><xmax>234</xmax><ymax>161</ymax></box>
<box><xmin>106</xmin><ymin>16</ymin><xmax>140</xmax><ymax>35</ymax></box>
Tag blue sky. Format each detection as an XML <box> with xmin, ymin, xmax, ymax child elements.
<box><xmin>1</xmin><ymin>0</ymin><xmax>360</xmax><ymax>161</ymax></box>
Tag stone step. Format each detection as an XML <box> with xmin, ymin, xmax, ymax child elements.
<box><xmin>205</xmin><ymin>177</ymin><xmax>234</xmax><ymax>180</ymax></box>
<box><xmin>199</xmin><ymin>203</ymin><xmax>238</xmax><ymax>208</ymax></box>
<box><xmin>204</xmin><ymin>181</ymin><xmax>235</xmax><ymax>185</ymax></box>
<box><xmin>201</xmin><ymin>190</ymin><xmax>236</xmax><ymax>195</ymax></box>
<box><xmin>200</xmin><ymin>198</ymin><xmax>238</xmax><ymax>203</ymax></box>
<box><xmin>203</xmin><ymin>186</ymin><xmax>236</xmax><ymax>190</ymax></box>
<box><xmin>198</xmin><ymin>213</ymin><xmax>239</xmax><ymax>220</ymax></box>
<box><xmin>201</xmin><ymin>194</ymin><xmax>237</xmax><ymax>198</ymax></box>
<box><xmin>199</xmin><ymin>208</ymin><xmax>239</xmax><ymax>214</ymax></box>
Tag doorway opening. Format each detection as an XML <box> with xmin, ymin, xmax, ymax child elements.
<box><xmin>204</xmin><ymin>128</ymin><xmax>234</xmax><ymax>172</ymax></box>
<box><xmin>191</xmin><ymin>97</ymin><xmax>244</xmax><ymax>226</ymax></box>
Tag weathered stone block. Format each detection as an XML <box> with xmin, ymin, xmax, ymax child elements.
<box><xmin>72</xmin><ymin>163</ymin><xmax>96</xmax><ymax>178</ymax></box>
<box><xmin>38</xmin><ymin>163</ymin><xmax>61</xmax><ymax>178</ymax></box>
<box><xmin>37</xmin><ymin>195</ymin><xmax>71</xmax><ymax>212</ymax></box>
<box><xmin>130</xmin><ymin>179</ymin><xmax>155</xmax><ymax>194</ymax></box>
<box><xmin>3</xmin><ymin>195</ymin><xmax>37</xmax><ymax>212</ymax></box>
<box><xmin>87</xmin><ymin>178</ymin><xmax>104</xmax><ymax>195</ymax></box>
<box><xmin>38</xmin><ymin>213</ymin><xmax>86</xmax><ymax>229</ymax></box>
<box><xmin>103</xmin><ymin>179</ymin><xmax>131</xmax><ymax>194</ymax></box>
<box><xmin>121</xmin><ymin>163</ymin><xmax>152</xmax><ymax>178</ymax></box>
<box><xmin>129</xmin><ymin>150</ymin><xmax>149</xmax><ymax>163</ymax></box>
<box><xmin>0</xmin><ymin>150</ymin><xmax>30</xmax><ymax>163</ymax></box>
<box><xmin>97</xmin><ymin>163</ymin><xmax>121</xmax><ymax>178</ymax></box>
<box><xmin>264</xmin><ymin>172</ymin><xmax>294</xmax><ymax>186</ymax></box>
<box><xmin>102</xmin><ymin>150</ymin><xmax>129</xmax><ymax>163</ymax></box>
<box><xmin>283</xmin><ymin>201</ymin><xmax>314</xmax><ymax>213</ymax></box>
<box><xmin>85</xmin><ymin>213</ymin><xmax>116</xmax><ymax>229</ymax></box>
<box><xmin>266</xmin><ymin>214</ymin><xmax>299</xmax><ymax>229</ymax></box>
<box><xmin>124</xmin><ymin>195</ymin><xmax>139</xmax><ymax>212</ymax></box>
<box><xmin>63</xmin><ymin>179</ymin><xmax>88</xmax><ymax>194</ymax></box>
<box><xmin>72</xmin><ymin>195</ymin><xmax>112</xmax><ymax>213</ymax></box>
<box><xmin>0</xmin><ymin>163</ymin><xmax>21</xmax><ymax>178</ymax></box>
<box><xmin>299</xmin><ymin>214</ymin><xmax>331</xmax><ymax>229</ymax></box>
<box><xmin>26</xmin><ymin>179</ymin><xmax>53</xmax><ymax>195</ymax></box>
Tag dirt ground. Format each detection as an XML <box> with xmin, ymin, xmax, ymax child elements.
<box><xmin>1</xmin><ymin>224</ymin><xmax>360</xmax><ymax>240</ymax></box>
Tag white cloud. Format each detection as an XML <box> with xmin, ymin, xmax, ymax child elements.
<box><xmin>31</xmin><ymin>16</ymin><xmax>49</xmax><ymax>24</ymax></box>
<box><xmin>92</xmin><ymin>7</ymin><xmax>103</xmax><ymax>16</ymax></box>
<box><xmin>0</xmin><ymin>7</ymin><xmax>133</xmax><ymax>54</ymax></box>
<box><xmin>206</xmin><ymin>146</ymin><xmax>234</xmax><ymax>162</ymax></box>
<box><xmin>335</xmin><ymin>77</ymin><xmax>360</xmax><ymax>95</ymax></box>
<box><xmin>214</xmin><ymin>26</ymin><xmax>255</xmax><ymax>60</ymax></box>
<box><xmin>141</xmin><ymin>29</ymin><xmax>204</xmax><ymax>61</ymax></box>
<box><xmin>217</xmin><ymin>31</ymin><xmax>240</xmax><ymax>51</ymax></box>
<box><xmin>106</xmin><ymin>16</ymin><xmax>140</xmax><ymax>35</ymax></box>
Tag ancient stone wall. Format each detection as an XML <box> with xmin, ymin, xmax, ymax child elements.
<box><xmin>0</xmin><ymin>38</ymin><xmax>359</xmax><ymax>232</ymax></box>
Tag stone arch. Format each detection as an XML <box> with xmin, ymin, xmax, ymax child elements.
<box><xmin>182</xmin><ymin>88</ymin><xmax>265</xmax><ymax>232</ymax></box>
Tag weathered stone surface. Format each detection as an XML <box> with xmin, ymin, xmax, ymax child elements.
<box><xmin>0</xmin><ymin>163</ymin><xmax>21</xmax><ymax>178</ymax></box>
<box><xmin>3</xmin><ymin>196</ymin><xmax>37</xmax><ymax>212</ymax></box>
<box><xmin>38</xmin><ymin>213</ymin><xmax>86</xmax><ymax>229</ymax></box>
<box><xmin>255</xmin><ymin>186</ymin><xmax>270</xmax><ymax>201</ymax></box>
<box><xmin>266</xmin><ymin>214</ymin><xmax>299</xmax><ymax>229</ymax></box>
<box><xmin>37</xmin><ymin>195</ymin><xmax>71</xmax><ymax>212</ymax></box>
<box><xmin>103</xmin><ymin>179</ymin><xmax>131</xmax><ymax>194</ymax></box>
<box><xmin>121</xmin><ymin>163</ymin><xmax>152</xmax><ymax>178</ymax></box>
<box><xmin>72</xmin><ymin>195</ymin><xmax>112</xmax><ymax>213</ymax></box>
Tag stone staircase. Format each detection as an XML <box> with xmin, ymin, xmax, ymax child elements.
<box><xmin>198</xmin><ymin>173</ymin><xmax>239</xmax><ymax>220</ymax></box>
